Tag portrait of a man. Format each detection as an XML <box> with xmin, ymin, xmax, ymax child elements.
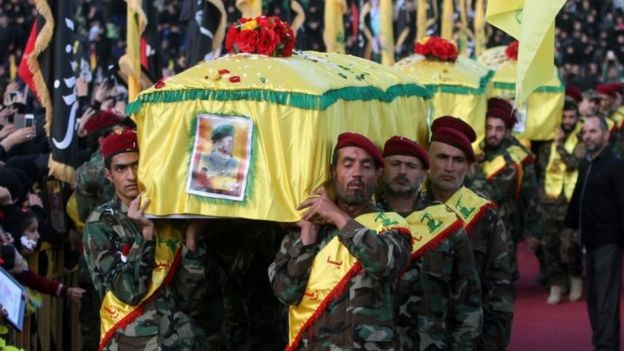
<box><xmin>186</xmin><ymin>114</ymin><xmax>253</xmax><ymax>201</ymax></box>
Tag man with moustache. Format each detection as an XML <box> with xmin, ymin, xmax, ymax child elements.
<box><xmin>564</xmin><ymin>115</ymin><xmax>624</xmax><ymax>351</ymax></box>
<box><xmin>471</xmin><ymin>98</ymin><xmax>539</xmax><ymax>281</ymax></box>
<box><xmin>534</xmin><ymin>99</ymin><xmax>585</xmax><ymax>304</ymax></box>
<box><xmin>83</xmin><ymin>129</ymin><xmax>208</xmax><ymax>350</ymax></box>
<box><xmin>418</xmin><ymin>116</ymin><xmax>514</xmax><ymax>351</ymax></box>
<box><xmin>377</xmin><ymin>136</ymin><xmax>482</xmax><ymax>350</ymax></box>
<box><xmin>269</xmin><ymin>132</ymin><xmax>412</xmax><ymax>350</ymax></box>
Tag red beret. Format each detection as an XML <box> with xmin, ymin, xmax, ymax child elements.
<box><xmin>430</xmin><ymin>116</ymin><xmax>476</xmax><ymax>162</ymax></box>
<box><xmin>487</xmin><ymin>97</ymin><xmax>515</xmax><ymax>129</ymax></box>
<box><xmin>383</xmin><ymin>136</ymin><xmax>430</xmax><ymax>169</ymax></box>
<box><xmin>565</xmin><ymin>85</ymin><xmax>583</xmax><ymax>103</ymax></box>
<box><xmin>101</xmin><ymin>128</ymin><xmax>138</xmax><ymax>160</ymax></box>
<box><xmin>596</xmin><ymin>83</ymin><xmax>618</xmax><ymax>98</ymax></box>
<box><xmin>84</xmin><ymin>110</ymin><xmax>123</xmax><ymax>135</ymax></box>
<box><xmin>335</xmin><ymin>132</ymin><xmax>384</xmax><ymax>168</ymax></box>
<box><xmin>607</xmin><ymin>82</ymin><xmax>624</xmax><ymax>95</ymax></box>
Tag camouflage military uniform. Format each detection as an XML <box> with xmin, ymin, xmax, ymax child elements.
<box><xmin>470</xmin><ymin>137</ymin><xmax>539</xmax><ymax>280</ymax></box>
<box><xmin>419</xmin><ymin>187</ymin><xmax>514</xmax><ymax>351</ymax></box>
<box><xmin>75</xmin><ymin>150</ymin><xmax>115</xmax><ymax>222</ymax></box>
<box><xmin>83</xmin><ymin>197</ymin><xmax>208</xmax><ymax>350</ymax></box>
<box><xmin>378</xmin><ymin>198</ymin><xmax>483</xmax><ymax>351</ymax></box>
<box><xmin>268</xmin><ymin>206</ymin><xmax>412</xmax><ymax>350</ymax></box>
<box><xmin>535</xmin><ymin>139</ymin><xmax>583</xmax><ymax>288</ymax></box>
<box><xmin>74</xmin><ymin>149</ymin><xmax>115</xmax><ymax>351</ymax></box>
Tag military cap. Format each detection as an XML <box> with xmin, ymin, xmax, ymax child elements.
<box><xmin>383</xmin><ymin>136</ymin><xmax>430</xmax><ymax>169</ymax></box>
<box><xmin>211</xmin><ymin>124</ymin><xmax>235</xmax><ymax>142</ymax></box>
<box><xmin>430</xmin><ymin>116</ymin><xmax>477</xmax><ymax>161</ymax></box>
<box><xmin>335</xmin><ymin>132</ymin><xmax>384</xmax><ymax>168</ymax></box>
<box><xmin>101</xmin><ymin>128</ymin><xmax>138</xmax><ymax>160</ymax></box>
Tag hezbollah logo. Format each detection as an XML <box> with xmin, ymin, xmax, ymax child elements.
<box><xmin>455</xmin><ymin>195</ymin><xmax>476</xmax><ymax>220</ymax></box>
<box><xmin>375</xmin><ymin>212</ymin><xmax>400</xmax><ymax>228</ymax></box>
<box><xmin>420</xmin><ymin>212</ymin><xmax>442</xmax><ymax>234</ymax></box>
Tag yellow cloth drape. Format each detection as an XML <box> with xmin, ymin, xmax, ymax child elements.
<box><xmin>479</xmin><ymin>46</ymin><xmax>564</xmax><ymax>141</ymax></box>
<box><xmin>395</xmin><ymin>55</ymin><xmax>493</xmax><ymax>142</ymax></box>
<box><xmin>405</xmin><ymin>203</ymin><xmax>462</xmax><ymax>255</ymax></box>
<box><xmin>130</xmin><ymin>52</ymin><xmax>430</xmax><ymax>221</ymax></box>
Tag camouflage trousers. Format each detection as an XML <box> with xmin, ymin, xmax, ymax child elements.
<box><xmin>539</xmin><ymin>203</ymin><xmax>583</xmax><ymax>287</ymax></box>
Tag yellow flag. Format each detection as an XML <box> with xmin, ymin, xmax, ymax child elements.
<box><xmin>441</xmin><ymin>0</ymin><xmax>453</xmax><ymax>40</ymax></box>
<box><xmin>416</xmin><ymin>0</ymin><xmax>427</xmax><ymax>41</ymax></box>
<box><xmin>236</xmin><ymin>0</ymin><xmax>262</xmax><ymax>18</ymax></box>
<box><xmin>474</xmin><ymin>0</ymin><xmax>485</xmax><ymax>56</ymax></box>
<box><xmin>323</xmin><ymin>0</ymin><xmax>347</xmax><ymax>53</ymax></box>
<box><xmin>379</xmin><ymin>0</ymin><xmax>394</xmax><ymax>65</ymax></box>
<box><xmin>119</xmin><ymin>0</ymin><xmax>146</xmax><ymax>102</ymax></box>
<box><xmin>486</xmin><ymin>0</ymin><xmax>566</xmax><ymax>105</ymax></box>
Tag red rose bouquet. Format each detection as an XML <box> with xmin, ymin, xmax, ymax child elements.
<box><xmin>505</xmin><ymin>41</ymin><xmax>519</xmax><ymax>61</ymax></box>
<box><xmin>225</xmin><ymin>16</ymin><xmax>295</xmax><ymax>57</ymax></box>
<box><xmin>414</xmin><ymin>36</ymin><xmax>459</xmax><ymax>63</ymax></box>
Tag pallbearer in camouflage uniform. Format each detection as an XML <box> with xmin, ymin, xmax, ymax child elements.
<box><xmin>377</xmin><ymin>136</ymin><xmax>482</xmax><ymax>350</ymax></box>
<box><xmin>269</xmin><ymin>132</ymin><xmax>412</xmax><ymax>350</ymax></box>
<box><xmin>83</xmin><ymin>129</ymin><xmax>208</xmax><ymax>350</ymax></box>
<box><xmin>471</xmin><ymin>98</ymin><xmax>539</xmax><ymax>281</ymax></box>
<box><xmin>596</xmin><ymin>83</ymin><xmax>624</xmax><ymax>156</ymax></box>
<box><xmin>420</xmin><ymin>116</ymin><xmax>514</xmax><ymax>351</ymax></box>
<box><xmin>534</xmin><ymin>100</ymin><xmax>585</xmax><ymax>304</ymax></box>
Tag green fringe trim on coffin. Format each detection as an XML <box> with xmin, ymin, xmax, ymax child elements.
<box><xmin>425</xmin><ymin>69</ymin><xmax>495</xmax><ymax>96</ymax></box>
<box><xmin>126</xmin><ymin>84</ymin><xmax>432</xmax><ymax>115</ymax></box>
<box><xmin>493</xmin><ymin>82</ymin><xmax>565</xmax><ymax>94</ymax></box>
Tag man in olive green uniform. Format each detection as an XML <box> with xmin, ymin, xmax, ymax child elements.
<box><xmin>471</xmin><ymin>98</ymin><xmax>539</xmax><ymax>281</ymax></box>
<box><xmin>534</xmin><ymin>99</ymin><xmax>585</xmax><ymax>304</ymax></box>
<box><xmin>377</xmin><ymin>135</ymin><xmax>482</xmax><ymax>350</ymax></box>
<box><xmin>422</xmin><ymin>116</ymin><xmax>514</xmax><ymax>351</ymax></box>
<box><xmin>596</xmin><ymin>83</ymin><xmax>624</xmax><ymax>156</ymax></box>
<box><xmin>83</xmin><ymin>129</ymin><xmax>208</xmax><ymax>350</ymax></box>
<box><xmin>269</xmin><ymin>132</ymin><xmax>412</xmax><ymax>350</ymax></box>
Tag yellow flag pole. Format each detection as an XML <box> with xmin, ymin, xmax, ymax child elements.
<box><xmin>127</xmin><ymin>5</ymin><xmax>141</xmax><ymax>102</ymax></box>
<box><xmin>441</xmin><ymin>0</ymin><xmax>453</xmax><ymax>40</ymax></box>
<box><xmin>380</xmin><ymin>0</ymin><xmax>394</xmax><ymax>65</ymax></box>
<box><xmin>417</xmin><ymin>0</ymin><xmax>427</xmax><ymax>40</ymax></box>
<box><xmin>474</xmin><ymin>0</ymin><xmax>485</xmax><ymax>56</ymax></box>
<box><xmin>323</xmin><ymin>0</ymin><xmax>346</xmax><ymax>53</ymax></box>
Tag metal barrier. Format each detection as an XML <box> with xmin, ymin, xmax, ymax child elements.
<box><xmin>9</xmin><ymin>242</ymin><xmax>82</xmax><ymax>351</ymax></box>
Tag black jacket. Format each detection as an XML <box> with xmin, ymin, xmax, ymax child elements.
<box><xmin>565</xmin><ymin>148</ymin><xmax>624</xmax><ymax>247</ymax></box>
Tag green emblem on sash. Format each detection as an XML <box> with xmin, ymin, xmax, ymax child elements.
<box><xmin>420</xmin><ymin>212</ymin><xmax>442</xmax><ymax>234</ymax></box>
<box><xmin>375</xmin><ymin>212</ymin><xmax>400</xmax><ymax>227</ymax></box>
<box><xmin>455</xmin><ymin>195</ymin><xmax>476</xmax><ymax>219</ymax></box>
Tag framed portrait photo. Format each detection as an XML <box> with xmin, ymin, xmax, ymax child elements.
<box><xmin>186</xmin><ymin>114</ymin><xmax>254</xmax><ymax>202</ymax></box>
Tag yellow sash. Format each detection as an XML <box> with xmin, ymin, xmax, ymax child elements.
<box><xmin>287</xmin><ymin>212</ymin><xmax>409</xmax><ymax>350</ymax></box>
<box><xmin>481</xmin><ymin>154</ymin><xmax>507</xmax><ymax>181</ymax></box>
<box><xmin>507</xmin><ymin>145</ymin><xmax>534</xmax><ymax>199</ymax></box>
<box><xmin>99</xmin><ymin>224</ymin><xmax>182</xmax><ymax>351</ymax></box>
<box><xmin>446</xmin><ymin>187</ymin><xmax>496</xmax><ymax>234</ymax></box>
<box><xmin>544</xmin><ymin>134</ymin><xmax>579</xmax><ymax>201</ymax></box>
<box><xmin>609</xmin><ymin>110</ymin><xmax>624</xmax><ymax>131</ymax></box>
<box><xmin>405</xmin><ymin>203</ymin><xmax>463</xmax><ymax>258</ymax></box>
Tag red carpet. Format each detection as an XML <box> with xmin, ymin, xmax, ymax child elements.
<box><xmin>509</xmin><ymin>243</ymin><xmax>624</xmax><ymax>350</ymax></box>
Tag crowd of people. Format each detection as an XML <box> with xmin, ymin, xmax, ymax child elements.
<box><xmin>0</xmin><ymin>0</ymin><xmax>623</xmax><ymax>351</ymax></box>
